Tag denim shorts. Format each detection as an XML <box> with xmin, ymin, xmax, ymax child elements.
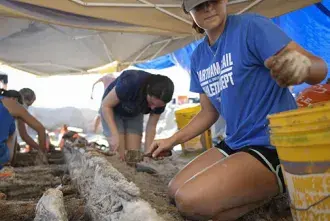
<box><xmin>100</xmin><ymin>110</ymin><xmax>143</xmax><ymax>137</ymax></box>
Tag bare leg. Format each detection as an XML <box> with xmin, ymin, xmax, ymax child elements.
<box><xmin>125</xmin><ymin>133</ymin><xmax>142</xmax><ymax>151</ymax></box>
<box><xmin>212</xmin><ymin>200</ymin><xmax>267</xmax><ymax>221</ymax></box>
<box><xmin>168</xmin><ymin>147</ymin><xmax>225</xmax><ymax>199</ymax></box>
<box><xmin>174</xmin><ymin>152</ymin><xmax>279</xmax><ymax>221</ymax></box>
<box><xmin>117</xmin><ymin>133</ymin><xmax>126</xmax><ymax>161</ymax></box>
<box><xmin>106</xmin><ymin>133</ymin><xmax>125</xmax><ymax>160</ymax></box>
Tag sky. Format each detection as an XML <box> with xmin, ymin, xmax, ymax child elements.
<box><xmin>1</xmin><ymin>64</ymin><xmax>196</xmax><ymax>110</ymax></box>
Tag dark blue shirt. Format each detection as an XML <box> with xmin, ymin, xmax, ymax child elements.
<box><xmin>0</xmin><ymin>96</ymin><xmax>16</xmax><ymax>168</ymax></box>
<box><xmin>102</xmin><ymin>70</ymin><xmax>165</xmax><ymax>117</ymax></box>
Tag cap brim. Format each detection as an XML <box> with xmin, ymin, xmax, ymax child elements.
<box><xmin>184</xmin><ymin>0</ymin><xmax>210</xmax><ymax>12</ymax></box>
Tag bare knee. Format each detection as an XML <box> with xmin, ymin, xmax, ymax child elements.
<box><xmin>168</xmin><ymin>174</ymin><xmax>190</xmax><ymax>201</ymax></box>
<box><xmin>168</xmin><ymin>170</ymin><xmax>194</xmax><ymax>200</ymax></box>
<box><xmin>174</xmin><ymin>187</ymin><xmax>213</xmax><ymax>221</ymax></box>
<box><xmin>168</xmin><ymin>177</ymin><xmax>179</xmax><ymax>200</ymax></box>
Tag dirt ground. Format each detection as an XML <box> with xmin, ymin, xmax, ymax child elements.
<box><xmin>0</xmin><ymin>151</ymin><xmax>88</xmax><ymax>221</ymax></box>
<box><xmin>1</xmin><ymin>146</ymin><xmax>293</xmax><ymax>221</ymax></box>
<box><xmin>105</xmin><ymin>153</ymin><xmax>185</xmax><ymax>221</ymax></box>
<box><xmin>105</xmin><ymin>151</ymin><xmax>293</xmax><ymax>221</ymax></box>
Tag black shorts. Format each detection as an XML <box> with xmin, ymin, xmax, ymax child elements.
<box><xmin>215</xmin><ymin>141</ymin><xmax>285</xmax><ymax>193</ymax></box>
<box><xmin>0</xmin><ymin>74</ymin><xmax>8</xmax><ymax>84</ymax></box>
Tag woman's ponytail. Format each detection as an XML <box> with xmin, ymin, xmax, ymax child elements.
<box><xmin>0</xmin><ymin>89</ymin><xmax>23</xmax><ymax>104</ymax></box>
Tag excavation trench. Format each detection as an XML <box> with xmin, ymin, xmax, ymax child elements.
<box><xmin>0</xmin><ymin>142</ymin><xmax>293</xmax><ymax>221</ymax></box>
<box><xmin>0</xmin><ymin>151</ymin><xmax>87</xmax><ymax>221</ymax></box>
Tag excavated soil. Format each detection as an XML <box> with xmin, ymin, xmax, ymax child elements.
<box><xmin>104</xmin><ymin>154</ymin><xmax>184</xmax><ymax>221</ymax></box>
<box><xmin>104</xmin><ymin>152</ymin><xmax>293</xmax><ymax>221</ymax></box>
<box><xmin>0</xmin><ymin>151</ymin><xmax>88</xmax><ymax>221</ymax></box>
<box><xmin>0</xmin><ymin>145</ymin><xmax>293</xmax><ymax>221</ymax></box>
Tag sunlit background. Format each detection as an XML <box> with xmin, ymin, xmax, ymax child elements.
<box><xmin>1</xmin><ymin>64</ymin><xmax>195</xmax><ymax>110</ymax></box>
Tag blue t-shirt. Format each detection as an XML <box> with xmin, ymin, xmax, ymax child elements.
<box><xmin>190</xmin><ymin>14</ymin><xmax>297</xmax><ymax>150</ymax></box>
<box><xmin>0</xmin><ymin>97</ymin><xmax>16</xmax><ymax>167</ymax></box>
<box><xmin>102</xmin><ymin>70</ymin><xmax>165</xmax><ymax>117</ymax></box>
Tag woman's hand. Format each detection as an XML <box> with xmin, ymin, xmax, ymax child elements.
<box><xmin>265</xmin><ymin>50</ymin><xmax>312</xmax><ymax>87</ymax></box>
<box><xmin>145</xmin><ymin>137</ymin><xmax>175</xmax><ymax>158</ymax></box>
<box><xmin>109</xmin><ymin>134</ymin><xmax>120</xmax><ymax>152</ymax></box>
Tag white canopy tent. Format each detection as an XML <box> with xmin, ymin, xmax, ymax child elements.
<box><xmin>0</xmin><ymin>0</ymin><xmax>320</xmax><ymax>76</ymax></box>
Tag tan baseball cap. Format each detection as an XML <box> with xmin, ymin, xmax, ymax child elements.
<box><xmin>183</xmin><ymin>0</ymin><xmax>210</xmax><ymax>12</ymax></box>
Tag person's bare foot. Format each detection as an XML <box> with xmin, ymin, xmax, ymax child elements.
<box><xmin>119</xmin><ymin>154</ymin><xmax>125</xmax><ymax>161</ymax></box>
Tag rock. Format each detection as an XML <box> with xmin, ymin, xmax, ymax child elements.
<box><xmin>125</xmin><ymin>150</ymin><xmax>143</xmax><ymax>167</ymax></box>
<box><xmin>34</xmin><ymin>188</ymin><xmax>68</xmax><ymax>221</ymax></box>
<box><xmin>0</xmin><ymin>192</ymin><xmax>7</xmax><ymax>200</ymax></box>
<box><xmin>136</xmin><ymin>163</ymin><xmax>158</xmax><ymax>175</ymax></box>
<box><xmin>61</xmin><ymin>174</ymin><xmax>71</xmax><ymax>185</ymax></box>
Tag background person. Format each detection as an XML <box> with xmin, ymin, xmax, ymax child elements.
<box><xmin>101</xmin><ymin>70</ymin><xmax>174</xmax><ymax>160</ymax></box>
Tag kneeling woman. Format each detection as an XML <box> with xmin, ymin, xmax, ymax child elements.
<box><xmin>0</xmin><ymin>89</ymin><xmax>46</xmax><ymax>169</ymax></box>
<box><xmin>101</xmin><ymin>70</ymin><xmax>174</xmax><ymax>160</ymax></box>
<box><xmin>147</xmin><ymin>0</ymin><xmax>327</xmax><ymax>220</ymax></box>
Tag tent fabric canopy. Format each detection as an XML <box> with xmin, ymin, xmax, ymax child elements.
<box><xmin>0</xmin><ymin>0</ymin><xmax>320</xmax><ymax>76</ymax></box>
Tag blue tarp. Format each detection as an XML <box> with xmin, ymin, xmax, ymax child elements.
<box><xmin>136</xmin><ymin>0</ymin><xmax>330</xmax><ymax>95</ymax></box>
<box><xmin>134</xmin><ymin>39</ymin><xmax>201</xmax><ymax>71</ymax></box>
<box><xmin>273</xmin><ymin>0</ymin><xmax>330</xmax><ymax>95</ymax></box>
<box><xmin>134</xmin><ymin>54</ymin><xmax>175</xmax><ymax>70</ymax></box>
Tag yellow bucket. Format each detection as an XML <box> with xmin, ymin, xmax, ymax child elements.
<box><xmin>175</xmin><ymin>104</ymin><xmax>212</xmax><ymax>153</ymax></box>
<box><xmin>268</xmin><ymin>101</ymin><xmax>330</xmax><ymax>221</ymax></box>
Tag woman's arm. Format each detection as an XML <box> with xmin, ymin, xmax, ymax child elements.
<box><xmin>3</xmin><ymin>98</ymin><xmax>46</xmax><ymax>151</ymax></box>
<box><xmin>265</xmin><ymin>41</ymin><xmax>328</xmax><ymax>86</ymax></box>
<box><xmin>146</xmin><ymin>94</ymin><xmax>219</xmax><ymax>157</ymax></box>
<box><xmin>169</xmin><ymin>94</ymin><xmax>218</xmax><ymax>146</ymax></box>
<box><xmin>17</xmin><ymin>119</ymin><xmax>40</xmax><ymax>149</ymax></box>
<box><xmin>144</xmin><ymin>113</ymin><xmax>161</xmax><ymax>152</ymax></box>
<box><xmin>101</xmin><ymin>87</ymin><xmax>121</xmax><ymax>150</ymax></box>
<box><xmin>91</xmin><ymin>77</ymin><xmax>103</xmax><ymax>99</ymax></box>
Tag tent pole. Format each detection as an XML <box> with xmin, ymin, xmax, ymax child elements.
<box><xmin>228</xmin><ymin>0</ymin><xmax>250</xmax><ymax>5</ymax></box>
<box><xmin>69</xmin><ymin>0</ymin><xmax>191</xmax><ymax>24</ymax></box>
<box><xmin>151</xmin><ymin>39</ymin><xmax>172</xmax><ymax>60</ymax></box>
<box><xmin>70</xmin><ymin>0</ymin><xmax>249</xmax><ymax>8</ymax></box>
<box><xmin>133</xmin><ymin>36</ymin><xmax>186</xmax><ymax>62</ymax></box>
<box><xmin>12</xmin><ymin>62</ymin><xmax>88</xmax><ymax>74</ymax></box>
<box><xmin>137</xmin><ymin>0</ymin><xmax>191</xmax><ymax>24</ymax></box>
<box><xmin>98</xmin><ymin>35</ymin><xmax>113</xmax><ymax>62</ymax></box>
<box><xmin>236</xmin><ymin>0</ymin><xmax>265</xmax><ymax>14</ymax></box>
<box><xmin>133</xmin><ymin>45</ymin><xmax>152</xmax><ymax>62</ymax></box>
<box><xmin>152</xmin><ymin>36</ymin><xmax>186</xmax><ymax>45</ymax></box>
<box><xmin>70</xmin><ymin>0</ymin><xmax>181</xmax><ymax>8</ymax></box>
